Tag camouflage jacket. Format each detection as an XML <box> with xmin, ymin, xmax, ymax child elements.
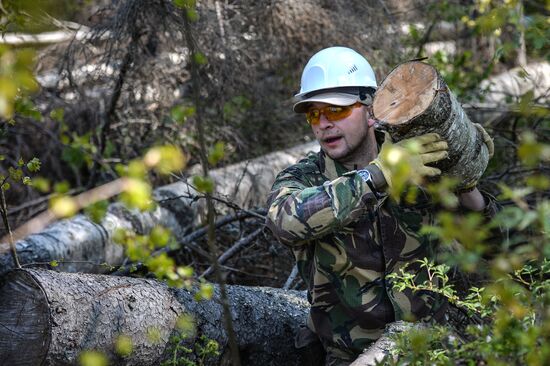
<box><xmin>266</xmin><ymin>149</ymin><xmax>499</xmax><ymax>358</ymax></box>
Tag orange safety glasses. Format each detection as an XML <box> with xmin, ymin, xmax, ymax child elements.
<box><xmin>305</xmin><ymin>102</ymin><xmax>361</xmax><ymax>125</ymax></box>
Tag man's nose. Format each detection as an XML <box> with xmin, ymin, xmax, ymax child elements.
<box><xmin>318</xmin><ymin>114</ymin><xmax>334</xmax><ymax>129</ymax></box>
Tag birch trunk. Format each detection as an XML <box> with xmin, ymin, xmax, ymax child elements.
<box><xmin>372</xmin><ymin>61</ymin><xmax>490</xmax><ymax>187</ymax></box>
<box><xmin>0</xmin><ymin>142</ymin><xmax>318</xmax><ymax>275</ymax></box>
<box><xmin>0</xmin><ymin>268</ymin><xmax>309</xmax><ymax>366</ymax></box>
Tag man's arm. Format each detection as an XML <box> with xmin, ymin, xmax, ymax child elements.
<box><xmin>266</xmin><ymin>169</ymin><xmax>381</xmax><ymax>247</ymax></box>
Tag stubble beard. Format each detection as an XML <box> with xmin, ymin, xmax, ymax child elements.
<box><xmin>324</xmin><ymin>129</ymin><xmax>377</xmax><ymax>170</ymax></box>
<box><xmin>325</xmin><ymin>136</ymin><xmax>363</xmax><ymax>168</ymax></box>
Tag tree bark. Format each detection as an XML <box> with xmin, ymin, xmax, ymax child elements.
<box><xmin>0</xmin><ymin>268</ymin><xmax>309</xmax><ymax>366</ymax></box>
<box><xmin>0</xmin><ymin>142</ymin><xmax>318</xmax><ymax>275</ymax></box>
<box><xmin>0</xmin><ymin>197</ymin><xmax>193</xmax><ymax>276</ymax></box>
<box><xmin>372</xmin><ymin>61</ymin><xmax>490</xmax><ymax>187</ymax></box>
<box><xmin>350</xmin><ymin>321</ymin><xmax>424</xmax><ymax>366</ymax></box>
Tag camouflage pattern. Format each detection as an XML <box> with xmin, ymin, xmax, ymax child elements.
<box><xmin>266</xmin><ymin>149</ymin><xmax>498</xmax><ymax>359</ymax></box>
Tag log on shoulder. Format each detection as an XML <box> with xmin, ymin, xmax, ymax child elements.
<box><xmin>0</xmin><ymin>268</ymin><xmax>309</xmax><ymax>366</ymax></box>
<box><xmin>372</xmin><ymin>61</ymin><xmax>490</xmax><ymax>187</ymax></box>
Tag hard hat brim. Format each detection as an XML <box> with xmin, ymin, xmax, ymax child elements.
<box><xmin>293</xmin><ymin>92</ymin><xmax>359</xmax><ymax>113</ymax></box>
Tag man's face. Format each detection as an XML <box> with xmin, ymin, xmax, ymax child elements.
<box><xmin>308</xmin><ymin>102</ymin><xmax>372</xmax><ymax>165</ymax></box>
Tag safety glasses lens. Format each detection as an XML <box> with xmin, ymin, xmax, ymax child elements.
<box><xmin>306</xmin><ymin>104</ymin><xmax>356</xmax><ymax>125</ymax></box>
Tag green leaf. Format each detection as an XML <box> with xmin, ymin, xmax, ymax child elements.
<box><xmin>84</xmin><ymin>200</ymin><xmax>109</xmax><ymax>224</ymax></box>
<box><xmin>149</xmin><ymin>226</ymin><xmax>171</xmax><ymax>248</ymax></box>
<box><xmin>22</xmin><ymin>176</ymin><xmax>31</xmax><ymax>185</ymax></box>
<box><xmin>126</xmin><ymin>160</ymin><xmax>147</xmax><ymax>179</ymax></box>
<box><xmin>61</xmin><ymin>145</ymin><xmax>86</xmax><ymax>169</ymax></box>
<box><xmin>525</xmin><ymin>175</ymin><xmax>550</xmax><ymax>191</ymax></box>
<box><xmin>54</xmin><ymin>181</ymin><xmax>71</xmax><ymax>194</ymax></box>
<box><xmin>26</xmin><ymin>157</ymin><xmax>41</xmax><ymax>172</ymax></box>
<box><xmin>115</xmin><ymin>335</ymin><xmax>133</xmax><ymax>357</ymax></box>
<box><xmin>145</xmin><ymin>253</ymin><xmax>176</xmax><ymax>280</ymax></box>
<box><xmin>186</xmin><ymin>8</ymin><xmax>199</xmax><ymax>22</ymax></box>
<box><xmin>8</xmin><ymin>167</ymin><xmax>23</xmax><ymax>181</ymax></box>
<box><xmin>207</xmin><ymin>141</ymin><xmax>225</xmax><ymax>166</ymax></box>
<box><xmin>14</xmin><ymin>97</ymin><xmax>41</xmax><ymax>121</ymax></box>
<box><xmin>170</xmin><ymin>105</ymin><xmax>195</xmax><ymax>124</ymax></box>
<box><xmin>176</xmin><ymin>314</ymin><xmax>196</xmax><ymax>338</ymax></box>
<box><xmin>78</xmin><ymin>350</ymin><xmax>108</xmax><ymax>366</ymax></box>
<box><xmin>104</xmin><ymin>140</ymin><xmax>115</xmax><ymax>158</ymax></box>
<box><xmin>49</xmin><ymin>260</ymin><xmax>59</xmax><ymax>267</ymax></box>
<box><xmin>177</xmin><ymin>266</ymin><xmax>193</xmax><ymax>278</ymax></box>
<box><xmin>194</xmin><ymin>282</ymin><xmax>214</xmax><ymax>301</ymax></box>
<box><xmin>193</xmin><ymin>52</ymin><xmax>207</xmax><ymax>65</ymax></box>
<box><xmin>112</xmin><ymin>228</ymin><xmax>129</xmax><ymax>244</ymax></box>
<box><xmin>50</xmin><ymin>107</ymin><xmax>64</xmax><ymax>122</ymax></box>
<box><xmin>143</xmin><ymin>145</ymin><xmax>187</xmax><ymax>174</ymax></box>
<box><xmin>147</xmin><ymin>327</ymin><xmax>162</xmax><ymax>344</ymax></box>
<box><xmin>172</xmin><ymin>0</ymin><xmax>187</xmax><ymax>8</ymax></box>
<box><xmin>120</xmin><ymin>178</ymin><xmax>153</xmax><ymax>211</ymax></box>
<box><xmin>192</xmin><ymin>175</ymin><xmax>214</xmax><ymax>194</ymax></box>
<box><xmin>50</xmin><ymin>196</ymin><xmax>78</xmax><ymax>218</ymax></box>
<box><xmin>517</xmin><ymin>132</ymin><xmax>550</xmax><ymax>167</ymax></box>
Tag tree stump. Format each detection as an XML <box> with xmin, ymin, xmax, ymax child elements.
<box><xmin>372</xmin><ymin>61</ymin><xmax>490</xmax><ymax>187</ymax></box>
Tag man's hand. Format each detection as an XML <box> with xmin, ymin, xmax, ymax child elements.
<box><xmin>370</xmin><ymin>132</ymin><xmax>449</xmax><ymax>189</ymax></box>
<box><xmin>458</xmin><ymin>187</ymin><xmax>487</xmax><ymax>211</ymax></box>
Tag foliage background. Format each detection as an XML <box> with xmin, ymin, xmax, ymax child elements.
<box><xmin>0</xmin><ymin>0</ymin><xmax>549</xmax><ymax>364</ymax></box>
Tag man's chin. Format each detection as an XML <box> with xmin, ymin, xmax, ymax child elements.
<box><xmin>322</xmin><ymin>148</ymin><xmax>347</xmax><ymax>161</ymax></box>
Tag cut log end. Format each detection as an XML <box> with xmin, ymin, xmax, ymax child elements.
<box><xmin>0</xmin><ymin>270</ymin><xmax>50</xmax><ymax>366</ymax></box>
<box><xmin>373</xmin><ymin>62</ymin><xmax>439</xmax><ymax>125</ymax></box>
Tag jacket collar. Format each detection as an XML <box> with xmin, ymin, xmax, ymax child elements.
<box><xmin>318</xmin><ymin>150</ymin><xmax>350</xmax><ymax>181</ymax></box>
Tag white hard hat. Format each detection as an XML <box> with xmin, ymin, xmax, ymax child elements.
<box><xmin>294</xmin><ymin>47</ymin><xmax>377</xmax><ymax>112</ymax></box>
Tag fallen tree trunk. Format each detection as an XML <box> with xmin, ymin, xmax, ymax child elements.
<box><xmin>174</xmin><ymin>141</ymin><xmax>319</xmax><ymax>223</ymax></box>
<box><xmin>350</xmin><ymin>322</ymin><xmax>424</xmax><ymax>366</ymax></box>
<box><xmin>0</xmin><ymin>268</ymin><xmax>309</xmax><ymax>366</ymax></box>
<box><xmin>0</xmin><ymin>29</ymin><xmax>91</xmax><ymax>45</ymax></box>
<box><xmin>464</xmin><ymin>61</ymin><xmax>550</xmax><ymax>124</ymax></box>
<box><xmin>0</xmin><ymin>198</ymin><xmax>193</xmax><ymax>276</ymax></box>
<box><xmin>373</xmin><ymin>61</ymin><xmax>490</xmax><ymax>187</ymax></box>
<box><xmin>0</xmin><ymin>142</ymin><xmax>318</xmax><ymax>275</ymax></box>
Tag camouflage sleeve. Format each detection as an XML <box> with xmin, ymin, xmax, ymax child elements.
<box><xmin>266</xmin><ymin>169</ymin><xmax>381</xmax><ymax>247</ymax></box>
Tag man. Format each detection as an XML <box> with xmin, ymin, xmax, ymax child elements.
<box><xmin>265</xmin><ymin>47</ymin><xmax>498</xmax><ymax>365</ymax></box>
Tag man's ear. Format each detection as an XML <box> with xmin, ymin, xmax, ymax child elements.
<box><xmin>364</xmin><ymin>105</ymin><xmax>377</xmax><ymax>127</ymax></box>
